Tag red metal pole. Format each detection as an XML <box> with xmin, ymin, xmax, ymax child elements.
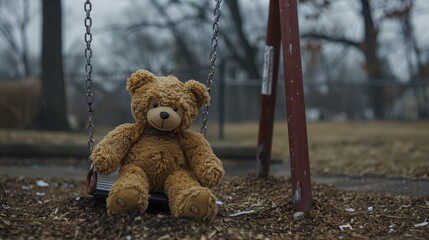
<box><xmin>279</xmin><ymin>0</ymin><xmax>312</xmax><ymax>212</ymax></box>
<box><xmin>256</xmin><ymin>0</ymin><xmax>282</xmax><ymax>178</ymax></box>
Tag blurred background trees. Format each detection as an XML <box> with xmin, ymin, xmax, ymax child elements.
<box><xmin>0</xmin><ymin>0</ymin><xmax>428</xmax><ymax>131</ymax></box>
<box><xmin>301</xmin><ymin>0</ymin><xmax>429</xmax><ymax>119</ymax></box>
<box><xmin>0</xmin><ymin>0</ymin><xmax>34</xmax><ymax>77</ymax></box>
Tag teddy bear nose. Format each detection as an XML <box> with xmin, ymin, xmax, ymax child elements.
<box><xmin>160</xmin><ymin>112</ymin><xmax>170</xmax><ymax>120</ymax></box>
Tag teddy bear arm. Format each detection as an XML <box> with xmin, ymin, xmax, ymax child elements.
<box><xmin>91</xmin><ymin>123</ymin><xmax>139</xmax><ymax>175</ymax></box>
<box><xmin>180</xmin><ymin>131</ymin><xmax>224</xmax><ymax>187</ymax></box>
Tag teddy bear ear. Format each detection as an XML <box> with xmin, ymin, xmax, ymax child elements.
<box><xmin>126</xmin><ymin>69</ymin><xmax>156</xmax><ymax>95</ymax></box>
<box><xmin>186</xmin><ymin>80</ymin><xmax>210</xmax><ymax>109</ymax></box>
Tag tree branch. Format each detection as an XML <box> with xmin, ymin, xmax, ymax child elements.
<box><xmin>124</xmin><ymin>13</ymin><xmax>203</xmax><ymax>33</ymax></box>
<box><xmin>301</xmin><ymin>32</ymin><xmax>361</xmax><ymax>49</ymax></box>
<box><xmin>220</xmin><ymin>31</ymin><xmax>247</xmax><ymax>69</ymax></box>
<box><xmin>148</xmin><ymin>0</ymin><xmax>199</xmax><ymax>66</ymax></box>
<box><xmin>224</xmin><ymin>0</ymin><xmax>260</xmax><ymax>78</ymax></box>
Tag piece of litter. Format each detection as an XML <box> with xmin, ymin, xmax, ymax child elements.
<box><xmin>36</xmin><ymin>180</ymin><xmax>49</xmax><ymax>187</ymax></box>
<box><xmin>414</xmin><ymin>219</ymin><xmax>428</xmax><ymax>228</ymax></box>
<box><xmin>293</xmin><ymin>211</ymin><xmax>305</xmax><ymax>220</ymax></box>
<box><xmin>64</xmin><ymin>183</ymin><xmax>75</xmax><ymax>188</ymax></box>
<box><xmin>21</xmin><ymin>185</ymin><xmax>32</xmax><ymax>190</ymax></box>
<box><xmin>75</xmin><ymin>197</ymin><xmax>80</xmax><ymax>201</ymax></box>
<box><xmin>2</xmin><ymin>204</ymin><xmax>10</xmax><ymax>209</ymax></box>
<box><xmin>216</xmin><ymin>200</ymin><xmax>223</xmax><ymax>205</ymax></box>
<box><xmin>339</xmin><ymin>224</ymin><xmax>353</xmax><ymax>231</ymax></box>
<box><xmin>345</xmin><ymin>208</ymin><xmax>355</xmax><ymax>212</ymax></box>
<box><xmin>229</xmin><ymin>210</ymin><xmax>255</xmax><ymax>217</ymax></box>
<box><xmin>36</xmin><ymin>192</ymin><xmax>45</xmax><ymax>196</ymax></box>
<box><xmin>125</xmin><ymin>235</ymin><xmax>132</xmax><ymax>240</ymax></box>
<box><xmin>388</xmin><ymin>223</ymin><xmax>396</xmax><ymax>233</ymax></box>
<box><xmin>368</xmin><ymin>206</ymin><xmax>373</xmax><ymax>212</ymax></box>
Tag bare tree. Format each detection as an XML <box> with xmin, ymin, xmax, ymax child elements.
<box><xmin>301</xmin><ymin>0</ymin><xmax>389</xmax><ymax>118</ymax></box>
<box><xmin>223</xmin><ymin>0</ymin><xmax>260</xmax><ymax>79</ymax></box>
<box><xmin>107</xmin><ymin>0</ymin><xmax>265</xmax><ymax>80</ymax></box>
<box><xmin>39</xmin><ymin>0</ymin><xmax>69</xmax><ymax>131</ymax></box>
<box><xmin>384</xmin><ymin>0</ymin><xmax>429</xmax><ymax>118</ymax></box>
<box><xmin>120</xmin><ymin>0</ymin><xmax>208</xmax><ymax>70</ymax></box>
<box><xmin>0</xmin><ymin>0</ymin><xmax>33</xmax><ymax>77</ymax></box>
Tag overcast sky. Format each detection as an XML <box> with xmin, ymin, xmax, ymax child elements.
<box><xmin>5</xmin><ymin>0</ymin><xmax>429</xmax><ymax>81</ymax></box>
<box><xmin>23</xmin><ymin>0</ymin><xmax>131</xmax><ymax>56</ymax></box>
<box><xmin>23</xmin><ymin>0</ymin><xmax>429</xmax><ymax>52</ymax></box>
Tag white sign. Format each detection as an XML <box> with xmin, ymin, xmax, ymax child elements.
<box><xmin>262</xmin><ymin>45</ymin><xmax>274</xmax><ymax>95</ymax></box>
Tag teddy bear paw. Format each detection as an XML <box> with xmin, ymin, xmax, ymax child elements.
<box><xmin>178</xmin><ymin>187</ymin><xmax>217</xmax><ymax>223</ymax></box>
<box><xmin>91</xmin><ymin>151</ymin><xmax>116</xmax><ymax>175</ymax></box>
<box><xmin>200</xmin><ymin>166</ymin><xmax>224</xmax><ymax>188</ymax></box>
<box><xmin>107</xmin><ymin>188</ymin><xmax>146</xmax><ymax>215</ymax></box>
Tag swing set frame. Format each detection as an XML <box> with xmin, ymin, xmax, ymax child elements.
<box><xmin>257</xmin><ymin>0</ymin><xmax>312</xmax><ymax>212</ymax></box>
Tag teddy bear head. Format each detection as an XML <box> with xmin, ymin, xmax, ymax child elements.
<box><xmin>126</xmin><ymin>70</ymin><xmax>210</xmax><ymax>132</ymax></box>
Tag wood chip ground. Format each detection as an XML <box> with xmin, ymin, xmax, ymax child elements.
<box><xmin>1</xmin><ymin>175</ymin><xmax>428</xmax><ymax>239</ymax></box>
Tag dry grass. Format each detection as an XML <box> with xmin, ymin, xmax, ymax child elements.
<box><xmin>208</xmin><ymin>121</ymin><xmax>429</xmax><ymax>178</ymax></box>
<box><xmin>1</xmin><ymin>121</ymin><xmax>428</xmax><ymax>178</ymax></box>
<box><xmin>0</xmin><ymin>79</ymin><xmax>41</xmax><ymax>128</ymax></box>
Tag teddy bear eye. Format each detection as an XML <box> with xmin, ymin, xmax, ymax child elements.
<box><xmin>173</xmin><ymin>107</ymin><xmax>178</xmax><ymax>112</ymax></box>
<box><xmin>153</xmin><ymin>103</ymin><xmax>158</xmax><ymax>108</ymax></box>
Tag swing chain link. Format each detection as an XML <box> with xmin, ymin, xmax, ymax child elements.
<box><xmin>201</xmin><ymin>0</ymin><xmax>222</xmax><ymax>136</ymax></box>
<box><xmin>84</xmin><ymin>0</ymin><xmax>95</xmax><ymax>159</ymax></box>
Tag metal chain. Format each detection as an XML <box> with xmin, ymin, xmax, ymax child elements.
<box><xmin>84</xmin><ymin>0</ymin><xmax>95</xmax><ymax>161</ymax></box>
<box><xmin>201</xmin><ymin>0</ymin><xmax>223</xmax><ymax>136</ymax></box>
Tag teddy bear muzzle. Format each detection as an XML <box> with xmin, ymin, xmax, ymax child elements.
<box><xmin>147</xmin><ymin>107</ymin><xmax>182</xmax><ymax>131</ymax></box>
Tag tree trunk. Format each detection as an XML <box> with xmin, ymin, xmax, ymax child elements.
<box><xmin>20</xmin><ymin>0</ymin><xmax>31</xmax><ymax>76</ymax></box>
<box><xmin>39</xmin><ymin>0</ymin><xmax>69</xmax><ymax>131</ymax></box>
<box><xmin>225</xmin><ymin>0</ymin><xmax>260</xmax><ymax>79</ymax></box>
<box><xmin>361</xmin><ymin>0</ymin><xmax>384</xmax><ymax>119</ymax></box>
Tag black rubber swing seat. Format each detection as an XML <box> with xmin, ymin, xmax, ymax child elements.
<box><xmin>93</xmin><ymin>180</ymin><xmax>169</xmax><ymax>205</ymax></box>
<box><xmin>86</xmin><ymin>169</ymin><xmax>169</xmax><ymax>205</ymax></box>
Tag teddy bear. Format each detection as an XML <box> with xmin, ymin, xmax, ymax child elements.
<box><xmin>90</xmin><ymin>69</ymin><xmax>224</xmax><ymax>222</ymax></box>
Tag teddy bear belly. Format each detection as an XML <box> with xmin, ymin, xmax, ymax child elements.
<box><xmin>124</xmin><ymin>136</ymin><xmax>188</xmax><ymax>191</ymax></box>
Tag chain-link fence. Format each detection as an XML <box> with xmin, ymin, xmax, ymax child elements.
<box><xmin>66</xmin><ymin>71</ymin><xmax>428</xmax><ymax>125</ymax></box>
<box><xmin>0</xmin><ymin>72</ymin><xmax>427</xmax><ymax>129</ymax></box>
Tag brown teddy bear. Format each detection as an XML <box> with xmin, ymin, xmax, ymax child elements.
<box><xmin>90</xmin><ymin>69</ymin><xmax>224</xmax><ymax>222</ymax></box>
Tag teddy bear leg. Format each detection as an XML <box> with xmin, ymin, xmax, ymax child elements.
<box><xmin>164</xmin><ymin>169</ymin><xmax>217</xmax><ymax>222</ymax></box>
<box><xmin>107</xmin><ymin>164</ymin><xmax>149</xmax><ymax>216</ymax></box>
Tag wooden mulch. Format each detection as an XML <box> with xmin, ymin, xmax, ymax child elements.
<box><xmin>1</xmin><ymin>175</ymin><xmax>428</xmax><ymax>239</ymax></box>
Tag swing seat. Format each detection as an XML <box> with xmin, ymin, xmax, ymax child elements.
<box><xmin>93</xmin><ymin>180</ymin><xmax>169</xmax><ymax>205</ymax></box>
<box><xmin>86</xmin><ymin>168</ymin><xmax>169</xmax><ymax>205</ymax></box>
